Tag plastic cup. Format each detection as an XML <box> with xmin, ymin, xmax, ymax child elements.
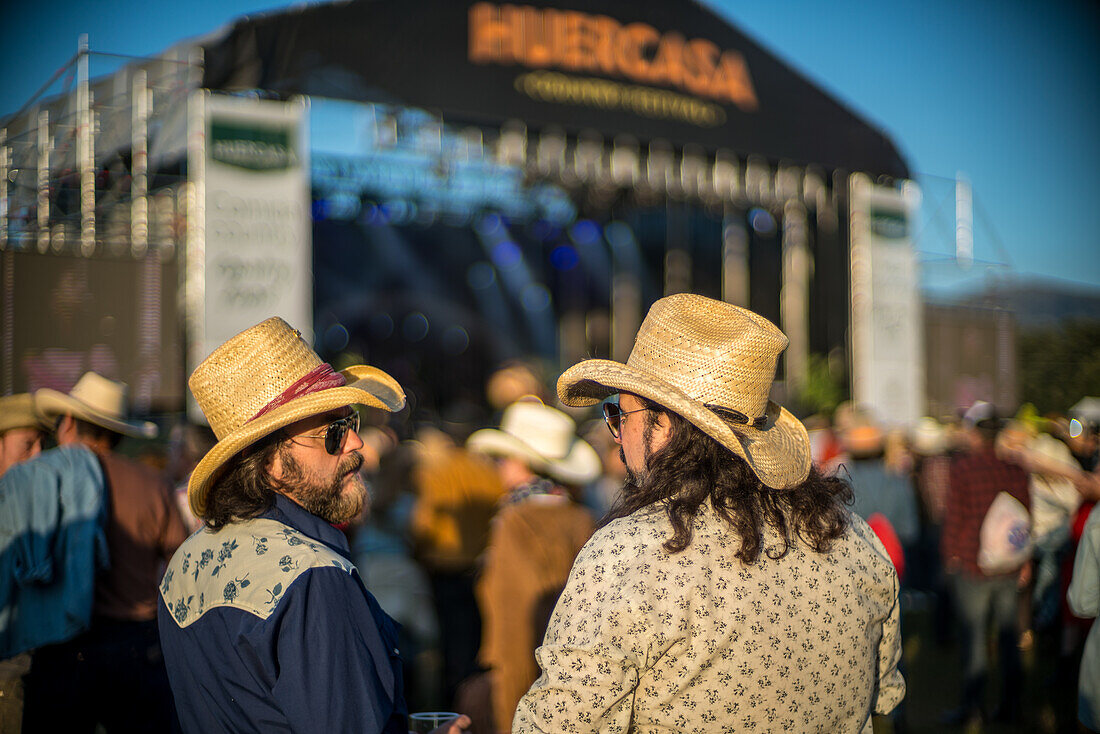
<box><xmin>408</xmin><ymin>711</ymin><xmax>461</xmax><ymax>733</ymax></box>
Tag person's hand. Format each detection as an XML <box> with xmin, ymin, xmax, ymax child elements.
<box><xmin>1017</xmin><ymin>560</ymin><xmax>1033</xmax><ymax>590</ymax></box>
<box><xmin>1074</xmin><ymin>471</ymin><xmax>1100</xmax><ymax>501</ymax></box>
<box><xmin>429</xmin><ymin>714</ymin><xmax>471</xmax><ymax>734</ymax></box>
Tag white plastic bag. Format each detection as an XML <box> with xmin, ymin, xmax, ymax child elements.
<box><xmin>977</xmin><ymin>491</ymin><xmax>1032</xmax><ymax>575</ymax></box>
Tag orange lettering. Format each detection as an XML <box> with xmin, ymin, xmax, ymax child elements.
<box><xmin>682</xmin><ymin>39</ymin><xmax>718</xmax><ymax>96</ymax></box>
<box><xmin>520</xmin><ymin>6</ymin><xmax>558</xmax><ymax>68</ymax></box>
<box><xmin>648</xmin><ymin>32</ymin><xmax>684</xmax><ymax>87</ymax></box>
<box><xmin>470</xmin><ymin>3</ymin><xmax>508</xmax><ymax>64</ymax></box>
<box><xmin>710</xmin><ymin>51</ymin><xmax>758</xmax><ymax>110</ymax></box>
<box><xmin>592</xmin><ymin>16</ymin><xmax>619</xmax><ymax>76</ymax></box>
<box><xmin>559</xmin><ymin>12</ymin><xmax>591</xmax><ymax>71</ymax></box>
<box><xmin>617</xmin><ymin>23</ymin><xmax>658</xmax><ymax>81</ymax></box>
<box><xmin>470</xmin><ymin>3</ymin><xmax>758</xmax><ymax>112</ymax></box>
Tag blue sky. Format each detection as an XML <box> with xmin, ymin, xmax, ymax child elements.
<box><xmin>2</xmin><ymin>0</ymin><xmax>1097</xmax><ymax>291</ymax></box>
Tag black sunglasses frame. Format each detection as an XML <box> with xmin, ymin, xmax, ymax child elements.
<box><xmin>290</xmin><ymin>413</ymin><xmax>360</xmax><ymax>455</ymax></box>
<box><xmin>602</xmin><ymin>401</ymin><xmax>651</xmax><ymax>439</ymax></box>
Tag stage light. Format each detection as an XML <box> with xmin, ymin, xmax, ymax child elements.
<box><xmin>549</xmin><ymin>245</ymin><xmax>579</xmax><ymax>271</ymax></box>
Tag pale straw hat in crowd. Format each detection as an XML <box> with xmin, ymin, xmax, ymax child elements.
<box><xmin>467</xmin><ymin>399</ymin><xmax>601</xmax><ymax>486</ymax></box>
<box><xmin>186</xmin><ymin>317</ymin><xmax>405</xmax><ymax>517</ymax></box>
<box><xmin>36</xmin><ymin>372</ymin><xmax>157</xmax><ymax>439</ymax></box>
<box><xmin>557</xmin><ymin>293</ymin><xmax>810</xmax><ymax>490</ymax></box>
<box><xmin>909</xmin><ymin>417</ymin><xmax>947</xmax><ymax>456</ymax></box>
<box><xmin>0</xmin><ymin>393</ymin><xmax>50</xmax><ymax>434</ymax></box>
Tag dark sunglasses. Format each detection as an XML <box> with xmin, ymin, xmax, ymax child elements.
<box><xmin>290</xmin><ymin>413</ymin><xmax>360</xmax><ymax>455</ymax></box>
<box><xmin>602</xmin><ymin>401</ymin><xmax>650</xmax><ymax>439</ymax></box>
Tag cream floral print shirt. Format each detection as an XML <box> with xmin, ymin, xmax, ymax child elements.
<box><xmin>513</xmin><ymin>499</ymin><xmax>904</xmax><ymax>733</ymax></box>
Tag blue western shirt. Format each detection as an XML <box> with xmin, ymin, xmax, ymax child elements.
<box><xmin>0</xmin><ymin>445</ymin><xmax>109</xmax><ymax>658</ymax></box>
<box><xmin>158</xmin><ymin>494</ymin><xmax>406</xmax><ymax>733</ymax></box>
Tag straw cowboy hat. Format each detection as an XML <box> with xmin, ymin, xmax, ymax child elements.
<box><xmin>0</xmin><ymin>393</ymin><xmax>51</xmax><ymax>434</ymax></box>
<box><xmin>36</xmin><ymin>372</ymin><xmax>158</xmax><ymax>439</ymax></box>
<box><xmin>187</xmin><ymin>317</ymin><xmax>405</xmax><ymax>517</ymax></box>
<box><xmin>557</xmin><ymin>293</ymin><xmax>810</xmax><ymax>490</ymax></box>
<box><xmin>910</xmin><ymin>417</ymin><xmax>946</xmax><ymax>456</ymax></box>
<box><xmin>467</xmin><ymin>400</ymin><xmax>601</xmax><ymax>486</ymax></box>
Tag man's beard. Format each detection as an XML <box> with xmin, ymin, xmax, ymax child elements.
<box><xmin>276</xmin><ymin>447</ymin><xmax>366</xmax><ymax>524</ymax></box>
<box><xmin>618</xmin><ymin>445</ymin><xmax>650</xmax><ymax>491</ymax></box>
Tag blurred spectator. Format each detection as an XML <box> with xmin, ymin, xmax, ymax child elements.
<box><xmin>578</xmin><ymin>419</ymin><xmax>626</xmax><ymax>521</ymax></box>
<box><xmin>410</xmin><ymin>425</ymin><xmax>504</xmax><ymax>705</ymax></box>
<box><xmin>0</xmin><ymin>394</ymin><xmax>49</xmax><ymax>478</ymax></box>
<box><xmin>351</xmin><ymin>426</ymin><xmax>442</xmax><ymax>710</ymax></box>
<box><xmin>0</xmin><ymin>394</ymin><xmax>50</xmax><ymax>733</ymax></box>
<box><xmin>16</xmin><ymin>372</ymin><xmax>188</xmax><ymax>732</ymax></box>
<box><xmin>908</xmin><ymin>417</ymin><xmax>954</xmax><ymax>640</ymax></box>
<box><xmin>805</xmin><ymin>412</ymin><xmax>844</xmax><ymax>473</ymax></box>
<box><xmin>998</xmin><ymin>418</ymin><xmax>1086</xmax><ymax>630</ymax></box>
<box><xmin>911</xmin><ymin>417</ymin><xmax>951</xmax><ymax>528</ymax></box>
<box><xmin>466</xmin><ymin>400</ymin><xmax>598</xmax><ymax>734</ymax></box>
<box><xmin>939</xmin><ymin>403</ymin><xmax>1030</xmax><ymax>727</ymax></box>
<box><xmin>1068</xmin><ymin>503</ymin><xmax>1100</xmax><ymax>732</ymax></box>
<box><xmin>485</xmin><ymin>362</ymin><xmax>549</xmax><ymax>416</ymax></box>
<box><xmin>165</xmin><ymin>421</ymin><xmax>218</xmax><ymax>533</ymax></box>
<box><xmin>1065</xmin><ymin>417</ymin><xmax>1099</xmax><ymax>473</ymax></box>
<box><xmin>841</xmin><ymin>418</ymin><xmax>919</xmax><ymax>578</ymax></box>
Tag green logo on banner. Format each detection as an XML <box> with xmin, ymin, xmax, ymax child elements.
<box><xmin>870</xmin><ymin>207</ymin><xmax>908</xmax><ymax>240</ymax></box>
<box><xmin>210</xmin><ymin>121</ymin><xmax>298</xmax><ymax>171</ymax></box>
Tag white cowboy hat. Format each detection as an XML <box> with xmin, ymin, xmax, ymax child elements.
<box><xmin>36</xmin><ymin>372</ymin><xmax>158</xmax><ymax>439</ymax></box>
<box><xmin>467</xmin><ymin>400</ymin><xmax>601</xmax><ymax>486</ymax></box>
<box><xmin>186</xmin><ymin>317</ymin><xmax>406</xmax><ymax>518</ymax></box>
<box><xmin>557</xmin><ymin>293</ymin><xmax>810</xmax><ymax>490</ymax></box>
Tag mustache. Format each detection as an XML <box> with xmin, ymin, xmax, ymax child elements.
<box><xmin>340</xmin><ymin>451</ymin><xmax>364</xmax><ymax>476</ymax></box>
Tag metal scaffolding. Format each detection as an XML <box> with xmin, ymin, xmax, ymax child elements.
<box><xmin>0</xmin><ymin>38</ymin><xmax>202</xmax><ymax>262</ymax></box>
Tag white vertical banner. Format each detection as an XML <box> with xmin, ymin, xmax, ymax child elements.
<box><xmin>849</xmin><ymin>174</ymin><xmax>923</xmax><ymax>425</ymax></box>
<box><xmin>187</xmin><ymin>92</ymin><xmax>311</xmax><ymax>416</ymax></box>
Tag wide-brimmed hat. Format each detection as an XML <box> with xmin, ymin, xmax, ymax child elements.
<box><xmin>963</xmin><ymin>400</ymin><xmax>1003</xmax><ymax>431</ymax></box>
<box><xmin>36</xmin><ymin>372</ymin><xmax>157</xmax><ymax>439</ymax></box>
<box><xmin>187</xmin><ymin>317</ymin><xmax>406</xmax><ymax>518</ymax></box>
<box><xmin>557</xmin><ymin>293</ymin><xmax>810</xmax><ymax>490</ymax></box>
<box><xmin>910</xmin><ymin>417</ymin><xmax>946</xmax><ymax>456</ymax></box>
<box><xmin>0</xmin><ymin>393</ymin><xmax>50</xmax><ymax>434</ymax></box>
<box><xmin>467</xmin><ymin>400</ymin><xmax>601</xmax><ymax>486</ymax></box>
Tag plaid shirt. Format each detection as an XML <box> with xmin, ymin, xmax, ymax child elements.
<box><xmin>941</xmin><ymin>445</ymin><xmax>1030</xmax><ymax>577</ymax></box>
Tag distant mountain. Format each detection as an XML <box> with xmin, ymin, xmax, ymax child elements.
<box><xmin>926</xmin><ymin>277</ymin><xmax>1100</xmax><ymax>329</ymax></box>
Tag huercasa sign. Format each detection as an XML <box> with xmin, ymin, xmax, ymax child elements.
<box><xmin>210</xmin><ymin>122</ymin><xmax>299</xmax><ymax>171</ymax></box>
<box><xmin>469</xmin><ymin>2</ymin><xmax>758</xmax><ymax>111</ymax></box>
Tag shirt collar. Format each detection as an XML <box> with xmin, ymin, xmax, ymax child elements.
<box><xmin>263</xmin><ymin>493</ymin><xmax>351</xmax><ymax>557</ymax></box>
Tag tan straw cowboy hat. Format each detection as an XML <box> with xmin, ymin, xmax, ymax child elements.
<box><xmin>557</xmin><ymin>293</ymin><xmax>810</xmax><ymax>490</ymax></box>
<box><xmin>0</xmin><ymin>393</ymin><xmax>50</xmax><ymax>434</ymax></box>
<box><xmin>36</xmin><ymin>372</ymin><xmax>158</xmax><ymax>439</ymax></box>
<box><xmin>187</xmin><ymin>317</ymin><xmax>406</xmax><ymax>517</ymax></box>
<box><xmin>467</xmin><ymin>400</ymin><xmax>601</xmax><ymax>486</ymax></box>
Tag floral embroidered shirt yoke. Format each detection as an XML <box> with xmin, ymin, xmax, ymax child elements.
<box><xmin>513</xmin><ymin>499</ymin><xmax>904</xmax><ymax>733</ymax></box>
<box><xmin>157</xmin><ymin>494</ymin><xmax>406</xmax><ymax>733</ymax></box>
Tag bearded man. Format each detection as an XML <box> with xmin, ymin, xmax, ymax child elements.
<box><xmin>514</xmin><ymin>294</ymin><xmax>904</xmax><ymax>733</ymax></box>
<box><xmin>158</xmin><ymin>317</ymin><xmax>468</xmax><ymax>734</ymax></box>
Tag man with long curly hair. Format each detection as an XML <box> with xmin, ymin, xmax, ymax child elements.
<box><xmin>514</xmin><ymin>294</ymin><xmax>904</xmax><ymax>733</ymax></box>
<box><xmin>157</xmin><ymin>318</ymin><xmax>469</xmax><ymax>734</ymax></box>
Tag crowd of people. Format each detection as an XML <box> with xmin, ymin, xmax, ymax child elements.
<box><xmin>0</xmin><ymin>293</ymin><xmax>1097</xmax><ymax>733</ymax></box>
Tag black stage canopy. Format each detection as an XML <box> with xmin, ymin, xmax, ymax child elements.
<box><xmin>203</xmin><ymin>0</ymin><xmax>909</xmax><ymax>180</ymax></box>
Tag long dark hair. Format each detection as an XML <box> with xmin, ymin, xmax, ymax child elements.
<box><xmin>203</xmin><ymin>433</ymin><xmax>284</xmax><ymax>531</ymax></box>
<box><xmin>603</xmin><ymin>398</ymin><xmax>852</xmax><ymax>563</ymax></box>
